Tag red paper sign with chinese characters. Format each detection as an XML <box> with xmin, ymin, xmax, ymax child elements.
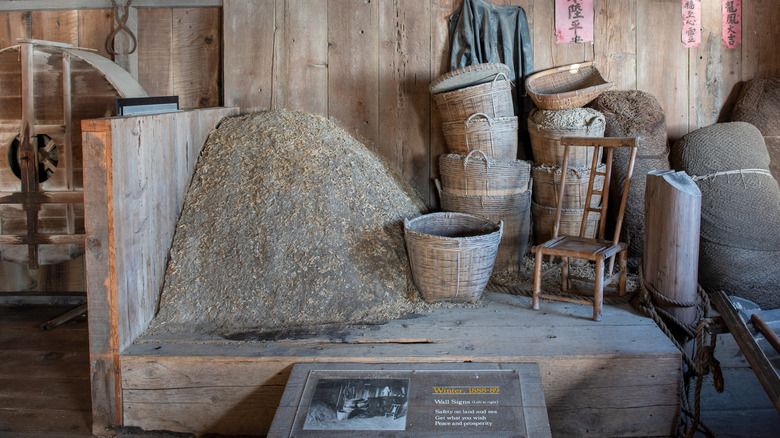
<box><xmin>681</xmin><ymin>0</ymin><xmax>702</xmax><ymax>48</ymax></box>
<box><xmin>722</xmin><ymin>0</ymin><xmax>742</xmax><ymax>48</ymax></box>
<box><xmin>555</xmin><ymin>0</ymin><xmax>594</xmax><ymax>44</ymax></box>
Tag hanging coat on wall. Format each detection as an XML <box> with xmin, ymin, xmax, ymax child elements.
<box><xmin>448</xmin><ymin>0</ymin><xmax>535</xmax><ymax>159</ymax></box>
<box><xmin>448</xmin><ymin>0</ymin><xmax>534</xmax><ymax>109</ymax></box>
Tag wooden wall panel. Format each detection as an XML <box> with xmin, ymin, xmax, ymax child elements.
<box><xmin>689</xmin><ymin>0</ymin><xmax>742</xmax><ymax>131</ymax></box>
<box><xmin>328</xmin><ymin>0</ymin><xmax>380</xmax><ymax>150</ymax></box>
<box><xmin>594</xmin><ymin>0</ymin><xmax>636</xmax><ymax>91</ymax></box>
<box><xmin>137</xmin><ymin>8</ymin><xmax>173</xmax><ymax>97</ymax></box>
<box><xmin>429</xmin><ymin>0</ymin><xmax>460</xmax><ymax>204</ymax></box>
<box><xmin>223</xmin><ymin>0</ymin><xmax>275</xmax><ymax>112</ymax></box>
<box><xmin>637</xmin><ymin>0</ymin><xmax>689</xmax><ymax>142</ymax></box>
<box><xmin>31</xmin><ymin>10</ymin><xmax>78</xmax><ymax>45</ymax></box>
<box><xmin>0</xmin><ymin>11</ymin><xmax>30</xmax><ymax>49</ymax></box>
<box><xmin>742</xmin><ymin>0</ymin><xmax>780</xmax><ymax>80</ymax></box>
<box><xmin>77</xmin><ymin>9</ymin><xmax>113</xmax><ymax>57</ymax></box>
<box><xmin>378</xmin><ymin>0</ymin><xmax>431</xmax><ymax>199</ymax></box>
<box><xmin>172</xmin><ymin>8</ymin><xmax>220</xmax><ymax>109</ymax></box>
<box><xmin>272</xmin><ymin>0</ymin><xmax>328</xmax><ymax>116</ymax></box>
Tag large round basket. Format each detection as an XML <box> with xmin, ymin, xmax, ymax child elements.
<box><xmin>525</xmin><ymin>62</ymin><xmax>615</xmax><ymax>110</ymax></box>
<box><xmin>532</xmin><ymin>163</ymin><xmax>606</xmax><ymax>209</ymax></box>
<box><xmin>431</xmin><ymin>63</ymin><xmax>514</xmax><ymax>123</ymax></box>
<box><xmin>443</xmin><ymin>113</ymin><xmax>519</xmax><ymax>160</ymax></box>
<box><xmin>531</xmin><ymin>201</ymin><xmax>600</xmax><ymax>244</ymax></box>
<box><xmin>439</xmin><ymin>187</ymin><xmax>531</xmax><ymax>272</ymax></box>
<box><xmin>404</xmin><ymin>212</ymin><xmax>502</xmax><ymax>303</ymax></box>
<box><xmin>439</xmin><ymin>150</ymin><xmax>531</xmax><ymax>196</ymax></box>
<box><xmin>528</xmin><ymin>108</ymin><xmax>605</xmax><ymax>167</ymax></box>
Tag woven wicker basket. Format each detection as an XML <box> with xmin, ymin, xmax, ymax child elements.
<box><xmin>443</xmin><ymin>113</ymin><xmax>519</xmax><ymax>160</ymax></box>
<box><xmin>532</xmin><ymin>163</ymin><xmax>606</xmax><ymax>209</ymax></box>
<box><xmin>438</xmin><ymin>183</ymin><xmax>531</xmax><ymax>272</ymax></box>
<box><xmin>433</xmin><ymin>71</ymin><xmax>514</xmax><ymax>123</ymax></box>
<box><xmin>531</xmin><ymin>201</ymin><xmax>600</xmax><ymax>244</ymax></box>
<box><xmin>525</xmin><ymin>62</ymin><xmax>615</xmax><ymax>110</ymax></box>
<box><xmin>404</xmin><ymin>212</ymin><xmax>502</xmax><ymax>303</ymax></box>
<box><xmin>439</xmin><ymin>150</ymin><xmax>531</xmax><ymax>196</ymax></box>
<box><xmin>528</xmin><ymin>109</ymin><xmax>605</xmax><ymax>167</ymax></box>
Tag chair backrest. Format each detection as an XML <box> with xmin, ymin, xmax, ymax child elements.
<box><xmin>552</xmin><ymin>137</ymin><xmax>638</xmax><ymax>246</ymax></box>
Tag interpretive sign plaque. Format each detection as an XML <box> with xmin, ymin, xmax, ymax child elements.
<box><xmin>268</xmin><ymin>362</ymin><xmax>550</xmax><ymax>438</ymax></box>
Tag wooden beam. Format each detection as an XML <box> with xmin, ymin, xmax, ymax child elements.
<box><xmin>0</xmin><ymin>191</ymin><xmax>84</xmax><ymax>203</ymax></box>
<box><xmin>711</xmin><ymin>290</ymin><xmax>780</xmax><ymax>414</ymax></box>
<box><xmin>0</xmin><ymin>234</ymin><xmax>85</xmax><ymax>245</ymax></box>
<box><xmin>0</xmin><ymin>1</ymin><xmax>222</xmax><ymax>12</ymax></box>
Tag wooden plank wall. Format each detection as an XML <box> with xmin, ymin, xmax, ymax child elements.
<box><xmin>0</xmin><ymin>7</ymin><xmax>221</xmax><ymax>110</ymax></box>
<box><xmin>222</xmin><ymin>0</ymin><xmax>780</xmax><ymax>207</ymax></box>
<box><xmin>2</xmin><ymin>1</ymin><xmax>779</xmax><ymax>208</ymax></box>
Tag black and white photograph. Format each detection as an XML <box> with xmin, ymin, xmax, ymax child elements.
<box><xmin>302</xmin><ymin>378</ymin><xmax>410</xmax><ymax>431</ymax></box>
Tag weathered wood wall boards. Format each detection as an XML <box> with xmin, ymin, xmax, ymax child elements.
<box><xmin>3</xmin><ymin>1</ymin><xmax>780</xmax><ymax>207</ymax></box>
<box><xmin>221</xmin><ymin>0</ymin><xmax>780</xmax><ymax>207</ymax></box>
<box><xmin>81</xmin><ymin>106</ymin><xmax>238</xmax><ymax>435</ymax></box>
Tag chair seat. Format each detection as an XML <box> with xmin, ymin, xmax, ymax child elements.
<box><xmin>532</xmin><ymin>235</ymin><xmax>625</xmax><ymax>261</ymax></box>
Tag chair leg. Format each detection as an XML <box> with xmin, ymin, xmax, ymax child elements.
<box><xmin>593</xmin><ymin>257</ymin><xmax>604</xmax><ymax>321</ymax></box>
<box><xmin>618</xmin><ymin>249</ymin><xmax>627</xmax><ymax>296</ymax></box>
<box><xmin>532</xmin><ymin>250</ymin><xmax>543</xmax><ymax>310</ymax></box>
<box><xmin>560</xmin><ymin>257</ymin><xmax>569</xmax><ymax>293</ymax></box>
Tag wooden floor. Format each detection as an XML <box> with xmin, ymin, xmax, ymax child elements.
<box><xmin>1</xmin><ymin>301</ymin><xmax>779</xmax><ymax>438</ymax></box>
<box><xmin>0</xmin><ymin>305</ymin><xmax>92</xmax><ymax>438</ymax></box>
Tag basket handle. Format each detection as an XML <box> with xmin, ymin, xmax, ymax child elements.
<box><xmin>584</xmin><ymin>115</ymin><xmax>603</xmax><ymax>133</ymax></box>
<box><xmin>491</xmin><ymin>72</ymin><xmax>509</xmax><ymax>85</ymax></box>
<box><xmin>465</xmin><ymin>112</ymin><xmax>493</xmax><ymax>127</ymax></box>
<box><xmin>463</xmin><ymin>149</ymin><xmax>491</xmax><ymax>171</ymax></box>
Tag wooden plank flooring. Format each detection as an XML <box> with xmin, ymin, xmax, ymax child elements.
<box><xmin>0</xmin><ymin>305</ymin><xmax>91</xmax><ymax>437</ymax></box>
<box><xmin>2</xmin><ymin>301</ymin><xmax>780</xmax><ymax>437</ymax></box>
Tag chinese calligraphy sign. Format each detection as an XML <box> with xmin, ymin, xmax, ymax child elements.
<box><xmin>722</xmin><ymin>0</ymin><xmax>741</xmax><ymax>48</ymax></box>
<box><xmin>555</xmin><ymin>0</ymin><xmax>594</xmax><ymax>44</ymax></box>
<box><xmin>681</xmin><ymin>0</ymin><xmax>701</xmax><ymax>48</ymax></box>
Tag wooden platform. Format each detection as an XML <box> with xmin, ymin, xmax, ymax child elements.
<box><xmin>120</xmin><ymin>292</ymin><xmax>682</xmax><ymax>437</ymax></box>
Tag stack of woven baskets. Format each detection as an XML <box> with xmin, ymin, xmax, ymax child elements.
<box><xmin>525</xmin><ymin>62</ymin><xmax>614</xmax><ymax>243</ymax></box>
<box><xmin>430</xmin><ymin>63</ymin><xmax>532</xmax><ymax>272</ymax></box>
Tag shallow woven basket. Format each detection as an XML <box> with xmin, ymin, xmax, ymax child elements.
<box><xmin>443</xmin><ymin>113</ymin><xmax>519</xmax><ymax>160</ymax></box>
<box><xmin>531</xmin><ymin>201</ymin><xmax>600</xmax><ymax>244</ymax></box>
<box><xmin>439</xmin><ymin>150</ymin><xmax>531</xmax><ymax>196</ymax></box>
<box><xmin>525</xmin><ymin>62</ymin><xmax>615</xmax><ymax>110</ymax></box>
<box><xmin>532</xmin><ymin>163</ymin><xmax>606</xmax><ymax>209</ymax></box>
<box><xmin>404</xmin><ymin>212</ymin><xmax>502</xmax><ymax>303</ymax></box>
<box><xmin>528</xmin><ymin>109</ymin><xmax>605</xmax><ymax>167</ymax></box>
<box><xmin>438</xmin><ymin>184</ymin><xmax>531</xmax><ymax>272</ymax></box>
<box><xmin>433</xmin><ymin>71</ymin><xmax>514</xmax><ymax>123</ymax></box>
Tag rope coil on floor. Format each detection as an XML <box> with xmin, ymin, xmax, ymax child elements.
<box><xmin>633</xmin><ymin>265</ymin><xmax>719</xmax><ymax>438</ymax></box>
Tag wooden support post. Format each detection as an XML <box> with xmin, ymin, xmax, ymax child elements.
<box><xmin>643</xmin><ymin>170</ymin><xmax>701</xmax><ymax>329</ymax></box>
<box><xmin>20</xmin><ymin>41</ymin><xmax>39</xmax><ymax>269</ymax></box>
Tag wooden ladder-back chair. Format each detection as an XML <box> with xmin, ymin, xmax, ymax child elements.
<box><xmin>531</xmin><ymin>136</ymin><xmax>638</xmax><ymax>321</ymax></box>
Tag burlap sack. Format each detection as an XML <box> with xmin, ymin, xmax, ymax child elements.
<box><xmin>591</xmin><ymin>90</ymin><xmax>670</xmax><ymax>268</ymax></box>
<box><xmin>672</xmin><ymin>122</ymin><xmax>780</xmax><ymax>308</ymax></box>
<box><xmin>730</xmin><ymin>78</ymin><xmax>780</xmax><ymax>182</ymax></box>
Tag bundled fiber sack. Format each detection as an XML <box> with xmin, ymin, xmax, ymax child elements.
<box><xmin>730</xmin><ymin>78</ymin><xmax>780</xmax><ymax>182</ymax></box>
<box><xmin>590</xmin><ymin>90</ymin><xmax>670</xmax><ymax>269</ymax></box>
<box><xmin>671</xmin><ymin>122</ymin><xmax>780</xmax><ymax>308</ymax></box>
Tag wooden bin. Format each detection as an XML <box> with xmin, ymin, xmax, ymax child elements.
<box><xmin>531</xmin><ymin>201</ymin><xmax>599</xmax><ymax>244</ymax></box>
<box><xmin>527</xmin><ymin>109</ymin><xmax>605</xmax><ymax>167</ymax></box>
<box><xmin>442</xmin><ymin>113</ymin><xmax>519</xmax><ymax>160</ymax></box>
<box><xmin>532</xmin><ymin>163</ymin><xmax>606</xmax><ymax>209</ymax></box>
<box><xmin>439</xmin><ymin>150</ymin><xmax>531</xmax><ymax>196</ymax></box>
<box><xmin>439</xmin><ymin>186</ymin><xmax>531</xmax><ymax>272</ymax></box>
